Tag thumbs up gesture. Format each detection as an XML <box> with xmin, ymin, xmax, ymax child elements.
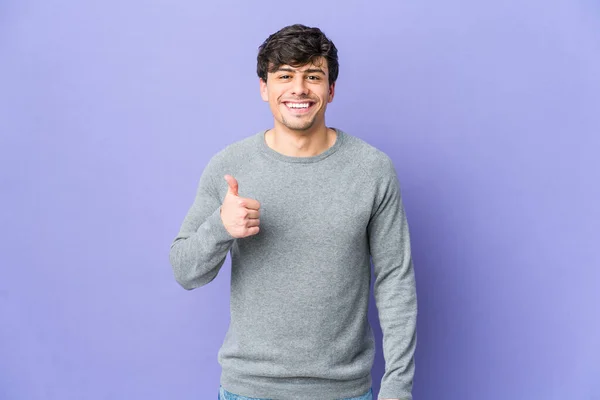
<box><xmin>220</xmin><ymin>174</ymin><xmax>261</xmax><ymax>238</ymax></box>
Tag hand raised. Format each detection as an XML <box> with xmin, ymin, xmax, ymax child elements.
<box><xmin>220</xmin><ymin>174</ymin><xmax>261</xmax><ymax>238</ymax></box>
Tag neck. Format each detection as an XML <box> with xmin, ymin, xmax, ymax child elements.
<box><xmin>265</xmin><ymin>124</ymin><xmax>336</xmax><ymax>158</ymax></box>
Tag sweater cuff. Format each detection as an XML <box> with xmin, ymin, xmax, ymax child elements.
<box><xmin>201</xmin><ymin>206</ymin><xmax>236</xmax><ymax>244</ymax></box>
<box><xmin>378</xmin><ymin>382</ymin><xmax>413</xmax><ymax>400</ymax></box>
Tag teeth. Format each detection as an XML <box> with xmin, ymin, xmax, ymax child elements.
<box><xmin>287</xmin><ymin>103</ymin><xmax>310</xmax><ymax>109</ymax></box>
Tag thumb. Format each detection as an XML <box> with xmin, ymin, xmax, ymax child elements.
<box><xmin>224</xmin><ymin>174</ymin><xmax>239</xmax><ymax>197</ymax></box>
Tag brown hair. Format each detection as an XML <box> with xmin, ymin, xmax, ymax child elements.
<box><xmin>257</xmin><ymin>24</ymin><xmax>339</xmax><ymax>84</ymax></box>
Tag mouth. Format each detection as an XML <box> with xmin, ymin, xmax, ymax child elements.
<box><xmin>282</xmin><ymin>101</ymin><xmax>316</xmax><ymax>115</ymax></box>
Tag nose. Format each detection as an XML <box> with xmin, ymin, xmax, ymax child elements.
<box><xmin>291</xmin><ymin>75</ymin><xmax>308</xmax><ymax>96</ymax></box>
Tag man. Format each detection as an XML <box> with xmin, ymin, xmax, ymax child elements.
<box><xmin>169</xmin><ymin>24</ymin><xmax>417</xmax><ymax>400</ymax></box>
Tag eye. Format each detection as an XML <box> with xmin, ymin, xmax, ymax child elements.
<box><xmin>279</xmin><ymin>75</ymin><xmax>291</xmax><ymax>79</ymax></box>
<box><xmin>307</xmin><ymin>75</ymin><xmax>320</xmax><ymax>80</ymax></box>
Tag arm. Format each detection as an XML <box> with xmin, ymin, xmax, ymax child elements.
<box><xmin>367</xmin><ymin>157</ymin><xmax>418</xmax><ymax>400</ymax></box>
<box><xmin>169</xmin><ymin>158</ymin><xmax>236</xmax><ymax>290</ymax></box>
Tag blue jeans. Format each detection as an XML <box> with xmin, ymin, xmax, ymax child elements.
<box><xmin>218</xmin><ymin>385</ymin><xmax>373</xmax><ymax>400</ymax></box>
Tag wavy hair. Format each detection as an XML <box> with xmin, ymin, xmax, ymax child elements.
<box><xmin>257</xmin><ymin>24</ymin><xmax>339</xmax><ymax>84</ymax></box>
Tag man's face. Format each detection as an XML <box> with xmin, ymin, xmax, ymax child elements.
<box><xmin>259</xmin><ymin>57</ymin><xmax>335</xmax><ymax>132</ymax></box>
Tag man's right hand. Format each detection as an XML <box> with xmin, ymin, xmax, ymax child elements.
<box><xmin>220</xmin><ymin>174</ymin><xmax>261</xmax><ymax>238</ymax></box>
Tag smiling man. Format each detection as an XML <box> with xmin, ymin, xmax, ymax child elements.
<box><xmin>169</xmin><ymin>24</ymin><xmax>417</xmax><ymax>400</ymax></box>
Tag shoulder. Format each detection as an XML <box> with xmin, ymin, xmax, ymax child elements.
<box><xmin>203</xmin><ymin>132</ymin><xmax>260</xmax><ymax>171</ymax></box>
<box><xmin>339</xmin><ymin>129</ymin><xmax>397</xmax><ymax>178</ymax></box>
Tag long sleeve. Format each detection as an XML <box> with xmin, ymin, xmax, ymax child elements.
<box><xmin>169</xmin><ymin>158</ymin><xmax>236</xmax><ymax>290</ymax></box>
<box><xmin>367</xmin><ymin>156</ymin><xmax>418</xmax><ymax>400</ymax></box>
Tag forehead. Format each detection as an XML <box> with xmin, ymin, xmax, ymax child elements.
<box><xmin>270</xmin><ymin>57</ymin><xmax>329</xmax><ymax>74</ymax></box>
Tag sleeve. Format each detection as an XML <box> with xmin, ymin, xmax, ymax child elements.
<box><xmin>168</xmin><ymin>157</ymin><xmax>236</xmax><ymax>290</ymax></box>
<box><xmin>367</xmin><ymin>156</ymin><xmax>418</xmax><ymax>400</ymax></box>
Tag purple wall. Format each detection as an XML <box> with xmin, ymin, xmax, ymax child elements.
<box><xmin>1</xmin><ymin>0</ymin><xmax>599</xmax><ymax>399</ymax></box>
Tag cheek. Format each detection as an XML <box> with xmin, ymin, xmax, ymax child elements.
<box><xmin>269</xmin><ymin>94</ymin><xmax>279</xmax><ymax>106</ymax></box>
<box><xmin>265</xmin><ymin>89</ymin><xmax>277</xmax><ymax>103</ymax></box>
<box><xmin>269</xmin><ymin>97</ymin><xmax>282</xmax><ymax>114</ymax></box>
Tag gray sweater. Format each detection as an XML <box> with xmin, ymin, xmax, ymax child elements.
<box><xmin>169</xmin><ymin>128</ymin><xmax>417</xmax><ymax>400</ymax></box>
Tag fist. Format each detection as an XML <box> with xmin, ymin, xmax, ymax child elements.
<box><xmin>220</xmin><ymin>174</ymin><xmax>261</xmax><ymax>238</ymax></box>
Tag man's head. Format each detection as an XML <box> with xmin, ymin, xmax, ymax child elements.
<box><xmin>257</xmin><ymin>24</ymin><xmax>339</xmax><ymax>132</ymax></box>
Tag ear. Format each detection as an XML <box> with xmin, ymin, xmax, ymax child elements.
<box><xmin>327</xmin><ymin>81</ymin><xmax>336</xmax><ymax>103</ymax></box>
<box><xmin>259</xmin><ymin>78</ymin><xmax>269</xmax><ymax>102</ymax></box>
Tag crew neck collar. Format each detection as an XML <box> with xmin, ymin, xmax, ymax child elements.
<box><xmin>258</xmin><ymin>128</ymin><xmax>345</xmax><ymax>164</ymax></box>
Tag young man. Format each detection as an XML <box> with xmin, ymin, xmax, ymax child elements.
<box><xmin>169</xmin><ymin>24</ymin><xmax>417</xmax><ymax>400</ymax></box>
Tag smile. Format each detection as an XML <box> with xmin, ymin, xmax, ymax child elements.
<box><xmin>283</xmin><ymin>102</ymin><xmax>315</xmax><ymax>113</ymax></box>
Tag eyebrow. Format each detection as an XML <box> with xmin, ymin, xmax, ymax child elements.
<box><xmin>275</xmin><ymin>67</ymin><xmax>325</xmax><ymax>75</ymax></box>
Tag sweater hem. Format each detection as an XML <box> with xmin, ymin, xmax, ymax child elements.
<box><xmin>220</xmin><ymin>369</ymin><xmax>372</xmax><ymax>400</ymax></box>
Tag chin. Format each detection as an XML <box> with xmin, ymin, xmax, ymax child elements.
<box><xmin>279</xmin><ymin>117</ymin><xmax>317</xmax><ymax>131</ymax></box>
<box><xmin>284</xmin><ymin>123</ymin><xmax>316</xmax><ymax>132</ymax></box>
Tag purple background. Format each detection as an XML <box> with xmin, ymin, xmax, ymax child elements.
<box><xmin>1</xmin><ymin>0</ymin><xmax>599</xmax><ymax>399</ymax></box>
